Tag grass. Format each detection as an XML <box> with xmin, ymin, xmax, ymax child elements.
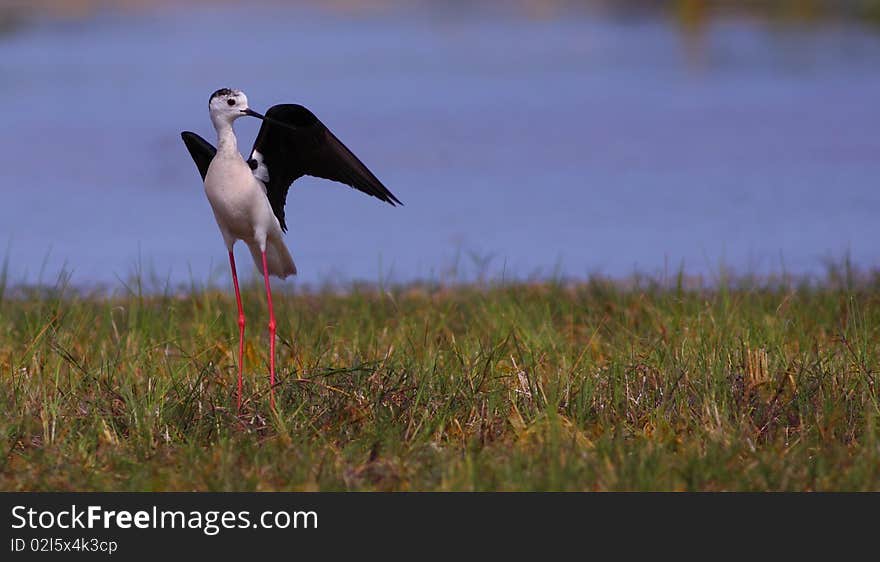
<box><xmin>0</xmin><ymin>269</ymin><xmax>878</xmax><ymax>491</ymax></box>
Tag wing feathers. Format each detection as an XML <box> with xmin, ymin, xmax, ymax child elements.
<box><xmin>318</xmin><ymin>129</ymin><xmax>402</xmax><ymax>206</ymax></box>
<box><xmin>180</xmin><ymin>131</ymin><xmax>216</xmax><ymax>180</ymax></box>
<box><xmin>249</xmin><ymin>104</ymin><xmax>401</xmax><ymax>232</ymax></box>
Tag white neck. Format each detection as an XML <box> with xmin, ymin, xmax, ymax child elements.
<box><xmin>213</xmin><ymin>119</ymin><xmax>239</xmax><ymax>156</ymax></box>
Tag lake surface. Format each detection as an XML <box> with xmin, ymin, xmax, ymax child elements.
<box><xmin>1</xmin><ymin>4</ymin><xmax>879</xmax><ymax>289</ymax></box>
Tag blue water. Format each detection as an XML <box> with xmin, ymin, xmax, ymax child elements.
<box><xmin>1</xmin><ymin>4</ymin><xmax>879</xmax><ymax>288</ymax></box>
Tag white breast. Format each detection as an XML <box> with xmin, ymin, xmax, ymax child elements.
<box><xmin>204</xmin><ymin>154</ymin><xmax>280</xmax><ymax>244</ymax></box>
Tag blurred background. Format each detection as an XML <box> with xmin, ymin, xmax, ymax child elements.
<box><xmin>1</xmin><ymin>0</ymin><xmax>878</xmax><ymax>289</ymax></box>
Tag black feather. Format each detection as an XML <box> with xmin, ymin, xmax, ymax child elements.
<box><xmin>249</xmin><ymin>104</ymin><xmax>401</xmax><ymax>232</ymax></box>
<box><xmin>209</xmin><ymin>88</ymin><xmax>234</xmax><ymax>101</ymax></box>
<box><xmin>181</xmin><ymin>131</ymin><xmax>216</xmax><ymax>181</ymax></box>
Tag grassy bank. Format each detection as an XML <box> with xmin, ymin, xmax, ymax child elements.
<box><xmin>1</xmin><ymin>274</ymin><xmax>878</xmax><ymax>491</ymax></box>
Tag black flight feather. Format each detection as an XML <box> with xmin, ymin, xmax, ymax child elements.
<box><xmin>180</xmin><ymin>131</ymin><xmax>216</xmax><ymax>181</ymax></box>
<box><xmin>249</xmin><ymin>104</ymin><xmax>401</xmax><ymax>232</ymax></box>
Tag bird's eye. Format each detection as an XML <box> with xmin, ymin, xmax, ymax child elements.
<box><xmin>227</xmin><ymin>99</ymin><xmax>236</xmax><ymax>106</ymax></box>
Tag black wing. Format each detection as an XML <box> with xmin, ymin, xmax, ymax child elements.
<box><xmin>181</xmin><ymin>131</ymin><xmax>216</xmax><ymax>180</ymax></box>
<box><xmin>248</xmin><ymin>104</ymin><xmax>401</xmax><ymax>232</ymax></box>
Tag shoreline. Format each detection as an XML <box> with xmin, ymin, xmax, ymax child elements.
<box><xmin>3</xmin><ymin>0</ymin><xmax>879</xmax><ymax>26</ymax></box>
<box><xmin>2</xmin><ymin>265</ymin><xmax>878</xmax><ymax>301</ymax></box>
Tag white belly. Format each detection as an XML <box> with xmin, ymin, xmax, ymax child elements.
<box><xmin>204</xmin><ymin>154</ymin><xmax>279</xmax><ymax>244</ymax></box>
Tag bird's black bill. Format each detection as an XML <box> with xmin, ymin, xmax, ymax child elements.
<box><xmin>242</xmin><ymin>108</ymin><xmax>265</xmax><ymax>119</ymax></box>
<box><xmin>244</xmin><ymin>109</ymin><xmax>306</xmax><ymax>134</ymax></box>
<box><xmin>244</xmin><ymin>108</ymin><xmax>301</xmax><ymax>133</ymax></box>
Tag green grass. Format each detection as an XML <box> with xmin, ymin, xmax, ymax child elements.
<box><xmin>1</xmin><ymin>271</ymin><xmax>878</xmax><ymax>491</ymax></box>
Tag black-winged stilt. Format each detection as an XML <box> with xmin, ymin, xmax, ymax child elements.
<box><xmin>180</xmin><ymin>88</ymin><xmax>401</xmax><ymax>410</ymax></box>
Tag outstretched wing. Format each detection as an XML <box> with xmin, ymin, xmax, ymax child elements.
<box><xmin>181</xmin><ymin>131</ymin><xmax>216</xmax><ymax>180</ymax></box>
<box><xmin>248</xmin><ymin>104</ymin><xmax>401</xmax><ymax>232</ymax></box>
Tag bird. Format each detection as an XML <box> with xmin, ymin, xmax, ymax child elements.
<box><xmin>180</xmin><ymin>88</ymin><xmax>401</xmax><ymax>410</ymax></box>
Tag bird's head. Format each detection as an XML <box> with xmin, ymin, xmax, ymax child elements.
<box><xmin>208</xmin><ymin>88</ymin><xmax>264</xmax><ymax>128</ymax></box>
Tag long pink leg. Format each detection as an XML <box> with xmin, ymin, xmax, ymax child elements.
<box><xmin>229</xmin><ymin>251</ymin><xmax>245</xmax><ymax>411</ymax></box>
<box><xmin>261</xmin><ymin>251</ymin><xmax>277</xmax><ymax>409</ymax></box>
